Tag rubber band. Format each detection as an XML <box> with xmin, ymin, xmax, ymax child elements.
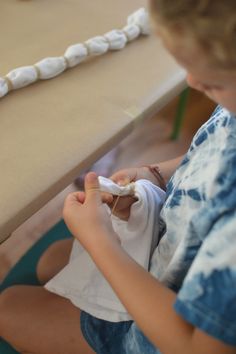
<box><xmin>122</xmin><ymin>30</ymin><xmax>131</xmax><ymax>42</ymax></box>
<box><xmin>135</xmin><ymin>24</ymin><xmax>143</xmax><ymax>34</ymax></box>
<box><xmin>4</xmin><ymin>77</ymin><xmax>13</xmax><ymax>91</ymax></box>
<box><xmin>103</xmin><ymin>36</ymin><xmax>112</xmax><ymax>49</ymax></box>
<box><xmin>87</xmin><ymin>188</ymin><xmax>101</xmax><ymax>192</ymax></box>
<box><xmin>33</xmin><ymin>65</ymin><xmax>41</xmax><ymax>80</ymax></box>
<box><xmin>128</xmin><ymin>182</ymin><xmax>136</xmax><ymax>195</ymax></box>
<box><xmin>83</xmin><ymin>43</ymin><xmax>91</xmax><ymax>56</ymax></box>
<box><xmin>63</xmin><ymin>56</ymin><xmax>70</xmax><ymax>69</ymax></box>
<box><xmin>111</xmin><ymin>195</ymin><xmax>121</xmax><ymax>216</ymax></box>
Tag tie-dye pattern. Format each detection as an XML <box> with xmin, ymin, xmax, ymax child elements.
<box><xmin>80</xmin><ymin>106</ymin><xmax>236</xmax><ymax>352</ymax></box>
<box><xmin>150</xmin><ymin>105</ymin><xmax>236</xmax><ymax>346</ymax></box>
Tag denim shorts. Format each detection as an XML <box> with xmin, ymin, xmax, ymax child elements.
<box><xmin>80</xmin><ymin>311</ymin><xmax>161</xmax><ymax>354</ymax></box>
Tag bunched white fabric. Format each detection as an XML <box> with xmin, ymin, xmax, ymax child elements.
<box><xmin>0</xmin><ymin>8</ymin><xmax>150</xmax><ymax>98</ymax></box>
<box><xmin>45</xmin><ymin>176</ymin><xmax>166</xmax><ymax>322</ymax></box>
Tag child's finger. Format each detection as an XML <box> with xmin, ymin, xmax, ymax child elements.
<box><xmin>110</xmin><ymin>173</ymin><xmax>131</xmax><ymax>186</ymax></box>
<box><xmin>107</xmin><ymin>195</ymin><xmax>136</xmax><ymax>211</ymax></box>
<box><xmin>76</xmin><ymin>191</ymin><xmax>86</xmax><ymax>204</ymax></box>
<box><xmin>110</xmin><ymin>168</ymin><xmax>138</xmax><ymax>186</ymax></box>
<box><xmin>73</xmin><ymin>190</ymin><xmax>112</xmax><ymax>204</ymax></box>
<box><xmin>84</xmin><ymin>172</ymin><xmax>101</xmax><ymax>203</ymax></box>
<box><xmin>64</xmin><ymin>192</ymin><xmax>84</xmax><ymax>210</ymax></box>
<box><xmin>101</xmin><ymin>192</ymin><xmax>114</xmax><ymax>204</ymax></box>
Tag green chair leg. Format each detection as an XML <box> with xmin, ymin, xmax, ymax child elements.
<box><xmin>171</xmin><ymin>87</ymin><xmax>190</xmax><ymax>140</ymax></box>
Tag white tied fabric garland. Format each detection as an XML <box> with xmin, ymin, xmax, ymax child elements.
<box><xmin>0</xmin><ymin>8</ymin><xmax>150</xmax><ymax>98</ymax></box>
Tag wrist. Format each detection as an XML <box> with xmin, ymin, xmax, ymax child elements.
<box><xmin>83</xmin><ymin>229</ymin><xmax>121</xmax><ymax>256</ymax></box>
<box><xmin>89</xmin><ymin>232</ymin><xmax>124</xmax><ymax>269</ymax></box>
<box><xmin>142</xmin><ymin>165</ymin><xmax>166</xmax><ymax>191</ymax></box>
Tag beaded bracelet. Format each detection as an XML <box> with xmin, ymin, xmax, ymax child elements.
<box><xmin>143</xmin><ymin>165</ymin><xmax>166</xmax><ymax>192</ymax></box>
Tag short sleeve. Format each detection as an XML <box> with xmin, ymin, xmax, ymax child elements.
<box><xmin>174</xmin><ymin>210</ymin><xmax>236</xmax><ymax>346</ymax></box>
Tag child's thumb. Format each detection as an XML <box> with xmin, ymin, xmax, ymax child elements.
<box><xmin>84</xmin><ymin>172</ymin><xmax>101</xmax><ymax>203</ymax></box>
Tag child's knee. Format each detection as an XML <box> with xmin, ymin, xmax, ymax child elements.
<box><xmin>0</xmin><ymin>286</ymin><xmax>21</xmax><ymax>332</ymax></box>
<box><xmin>0</xmin><ymin>286</ymin><xmax>17</xmax><ymax>312</ymax></box>
<box><xmin>0</xmin><ymin>286</ymin><xmax>29</xmax><ymax>352</ymax></box>
<box><xmin>36</xmin><ymin>243</ymin><xmax>56</xmax><ymax>284</ymax></box>
<box><xmin>0</xmin><ymin>285</ymin><xmax>24</xmax><ymax>308</ymax></box>
<box><xmin>36</xmin><ymin>239</ymin><xmax>73</xmax><ymax>284</ymax></box>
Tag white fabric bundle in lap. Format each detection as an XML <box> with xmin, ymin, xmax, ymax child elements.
<box><xmin>45</xmin><ymin>177</ymin><xmax>166</xmax><ymax>322</ymax></box>
<box><xmin>0</xmin><ymin>8</ymin><xmax>150</xmax><ymax>98</ymax></box>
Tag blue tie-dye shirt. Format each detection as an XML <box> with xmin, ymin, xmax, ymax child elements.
<box><xmin>150</xmin><ymin>105</ymin><xmax>236</xmax><ymax>346</ymax></box>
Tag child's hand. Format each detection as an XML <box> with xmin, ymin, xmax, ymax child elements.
<box><xmin>63</xmin><ymin>172</ymin><xmax>120</xmax><ymax>252</ymax></box>
<box><xmin>108</xmin><ymin>166</ymin><xmax>158</xmax><ymax>220</ymax></box>
<box><xmin>107</xmin><ymin>195</ymin><xmax>137</xmax><ymax>221</ymax></box>
<box><xmin>110</xmin><ymin>167</ymin><xmax>152</xmax><ymax>185</ymax></box>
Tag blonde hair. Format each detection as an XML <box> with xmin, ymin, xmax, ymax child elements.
<box><xmin>150</xmin><ymin>0</ymin><xmax>236</xmax><ymax>69</ymax></box>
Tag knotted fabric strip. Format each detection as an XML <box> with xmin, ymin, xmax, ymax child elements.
<box><xmin>0</xmin><ymin>8</ymin><xmax>150</xmax><ymax>98</ymax></box>
<box><xmin>45</xmin><ymin>176</ymin><xmax>166</xmax><ymax>322</ymax></box>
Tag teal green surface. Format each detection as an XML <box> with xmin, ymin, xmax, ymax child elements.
<box><xmin>0</xmin><ymin>220</ymin><xmax>72</xmax><ymax>354</ymax></box>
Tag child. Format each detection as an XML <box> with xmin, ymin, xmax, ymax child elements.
<box><xmin>0</xmin><ymin>1</ymin><xmax>236</xmax><ymax>353</ymax></box>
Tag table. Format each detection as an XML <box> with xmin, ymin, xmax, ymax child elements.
<box><xmin>0</xmin><ymin>0</ymin><xmax>186</xmax><ymax>243</ymax></box>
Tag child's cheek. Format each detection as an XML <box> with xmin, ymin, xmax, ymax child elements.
<box><xmin>206</xmin><ymin>90</ymin><xmax>236</xmax><ymax>113</ymax></box>
<box><xmin>204</xmin><ymin>90</ymin><xmax>217</xmax><ymax>102</ymax></box>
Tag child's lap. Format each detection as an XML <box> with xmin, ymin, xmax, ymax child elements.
<box><xmin>81</xmin><ymin>311</ymin><xmax>161</xmax><ymax>354</ymax></box>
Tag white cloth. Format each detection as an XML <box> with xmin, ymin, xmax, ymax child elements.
<box><xmin>0</xmin><ymin>8</ymin><xmax>150</xmax><ymax>98</ymax></box>
<box><xmin>45</xmin><ymin>177</ymin><xmax>166</xmax><ymax>322</ymax></box>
